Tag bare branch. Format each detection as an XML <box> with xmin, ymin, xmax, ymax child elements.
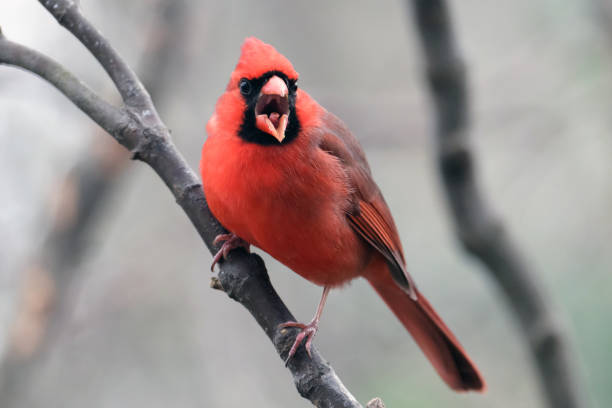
<box><xmin>215</xmin><ymin>252</ymin><xmax>361</xmax><ymax>408</ymax></box>
<box><xmin>0</xmin><ymin>1</ymin><xmax>364</xmax><ymax>406</ymax></box>
<box><xmin>409</xmin><ymin>1</ymin><xmax>588</xmax><ymax>407</ymax></box>
<box><xmin>39</xmin><ymin>0</ymin><xmax>156</xmax><ymax>113</ymax></box>
<box><xmin>0</xmin><ymin>37</ymin><xmax>126</xmax><ymax>137</ymax></box>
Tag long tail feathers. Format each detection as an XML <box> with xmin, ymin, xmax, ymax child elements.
<box><xmin>366</xmin><ymin>264</ymin><xmax>486</xmax><ymax>392</ymax></box>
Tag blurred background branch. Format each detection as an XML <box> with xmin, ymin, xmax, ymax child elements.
<box><xmin>409</xmin><ymin>1</ymin><xmax>587</xmax><ymax>407</ymax></box>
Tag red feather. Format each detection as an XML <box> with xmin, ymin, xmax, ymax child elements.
<box><xmin>366</xmin><ymin>258</ymin><xmax>486</xmax><ymax>391</ymax></box>
<box><xmin>200</xmin><ymin>37</ymin><xmax>485</xmax><ymax>392</ymax></box>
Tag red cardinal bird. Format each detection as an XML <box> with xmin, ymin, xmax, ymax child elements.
<box><xmin>201</xmin><ymin>37</ymin><xmax>485</xmax><ymax>392</ymax></box>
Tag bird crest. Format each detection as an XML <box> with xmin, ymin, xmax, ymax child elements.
<box><xmin>228</xmin><ymin>37</ymin><xmax>298</xmax><ymax>89</ymax></box>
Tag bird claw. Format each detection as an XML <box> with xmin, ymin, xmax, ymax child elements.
<box><xmin>279</xmin><ymin>319</ymin><xmax>319</xmax><ymax>364</ymax></box>
<box><xmin>210</xmin><ymin>233</ymin><xmax>250</xmax><ymax>271</ymax></box>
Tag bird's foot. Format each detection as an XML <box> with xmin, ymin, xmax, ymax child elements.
<box><xmin>279</xmin><ymin>319</ymin><xmax>319</xmax><ymax>364</ymax></box>
<box><xmin>210</xmin><ymin>233</ymin><xmax>250</xmax><ymax>271</ymax></box>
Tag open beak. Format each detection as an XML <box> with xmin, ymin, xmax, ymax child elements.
<box><xmin>254</xmin><ymin>75</ymin><xmax>289</xmax><ymax>143</ymax></box>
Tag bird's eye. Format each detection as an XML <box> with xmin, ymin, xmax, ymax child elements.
<box><xmin>239</xmin><ymin>78</ymin><xmax>252</xmax><ymax>96</ymax></box>
<box><xmin>289</xmin><ymin>80</ymin><xmax>298</xmax><ymax>93</ymax></box>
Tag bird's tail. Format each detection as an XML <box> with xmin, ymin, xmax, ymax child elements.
<box><xmin>365</xmin><ymin>260</ymin><xmax>486</xmax><ymax>392</ymax></box>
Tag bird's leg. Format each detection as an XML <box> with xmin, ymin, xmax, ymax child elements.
<box><xmin>210</xmin><ymin>233</ymin><xmax>250</xmax><ymax>271</ymax></box>
<box><xmin>279</xmin><ymin>286</ymin><xmax>331</xmax><ymax>364</ymax></box>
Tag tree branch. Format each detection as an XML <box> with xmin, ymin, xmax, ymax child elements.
<box><xmin>409</xmin><ymin>1</ymin><xmax>587</xmax><ymax>407</ymax></box>
<box><xmin>0</xmin><ymin>1</ymin><xmax>363</xmax><ymax>406</ymax></box>
<box><xmin>0</xmin><ymin>36</ymin><xmax>126</xmax><ymax>136</ymax></box>
<box><xmin>39</xmin><ymin>0</ymin><xmax>154</xmax><ymax>111</ymax></box>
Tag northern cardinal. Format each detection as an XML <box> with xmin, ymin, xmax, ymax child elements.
<box><xmin>200</xmin><ymin>37</ymin><xmax>485</xmax><ymax>392</ymax></box>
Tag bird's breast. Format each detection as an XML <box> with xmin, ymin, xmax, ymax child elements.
<box><xmin>201</xmin><ymin>133</ymin><xmax>369</xmax><ymax>287</ymax></box>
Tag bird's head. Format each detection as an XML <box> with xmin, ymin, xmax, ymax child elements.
<box><xmin>218</xmin><ymin>37</ymin><xmax>301</xmax><ymax>145</ymax></box>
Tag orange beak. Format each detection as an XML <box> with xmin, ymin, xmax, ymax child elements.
<box><xmin>254</xmin><ymin>76</ymin><xmax>289</xmax><ymax>143</ymax></box>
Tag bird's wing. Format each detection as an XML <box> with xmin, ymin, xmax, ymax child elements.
<box><xmin>318</xmin><ymin>111</ymin><xmax>417</xmax><ymax>299</ymax></box>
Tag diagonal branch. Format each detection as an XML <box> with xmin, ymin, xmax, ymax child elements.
<box><xmin>0</xmin><ymin>1</ymin><xmax>366</xmax><ymax>406</ymax></box>
<box><xmin>39</xmin><ymin>0</ymin><xmax>155</xmax><ymax>111</ymax></box>
<box><xmin>0</xmin><ymin>34</ymin><xmax>126</xmax><ymax>136</ymax></box>
<box><xmin>409</xmin><ymin>1</ymin><xmax>587</xmax><ymax>407</ymax></box>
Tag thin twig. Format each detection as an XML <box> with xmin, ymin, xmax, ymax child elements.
<box><xmin>0</xmin><ymin>1</ymin><xmax>363</xmax><ymax>406</ymax></box>
<box><xmin>409</xmin><ymin>1</ymin><xmax>587</xmax><ymax>407</ymax></box>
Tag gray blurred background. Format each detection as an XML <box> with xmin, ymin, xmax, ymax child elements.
<box><xmin>1</xmin><ymin>0</ymin><xmax>611</xmax><ymax>407</ymax></box>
